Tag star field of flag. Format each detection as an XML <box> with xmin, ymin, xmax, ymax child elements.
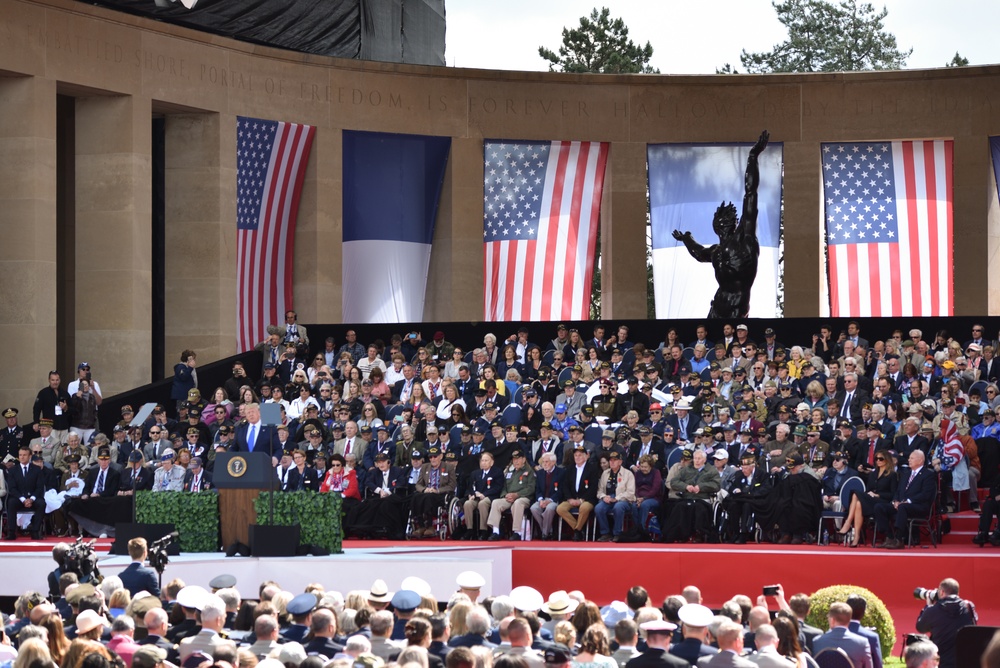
<box><xmin>823</xmin><ymin>142</ymin><xmax>899</xmax><ymax>244</ymax></box>
<box><xmin>236</xmin><ymin>117</ymin><xmax>278</xmax><ymax>230</ymax></box>
<box><xmin>483</xmin><ymin>142</ymin><xmax>547</xmax><ymax>240</ymax></box>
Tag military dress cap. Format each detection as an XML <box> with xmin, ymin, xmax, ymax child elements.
<box><xmin>678</xmin><ymin>603</ymin><xmax>714</xmax><ymax>628</ymax></box>
<box><xmin>509</xmin><ymin>585</ymin><xmax>544</xmax><ymax>612</ymax></box>
<box><xmin>128</xmin><ymin>592</ymin><xmax>163</xmax><ymax>625</ymax></box>
<box><xmin>390</xmin><ymin>589</ymin><xmax>421</xmax><ymax>612</ymax></box>
<box><xmin>483</xmin><ymin>402</ymin><xmax>497</xmax><ymax>411</ymax></box>
<box><xmin>176</xmin><ymin>585</ymin><xmax>209</xmax><ymax>610</ymax></box>
<box><xmin>66</xmin><ymin>454</ymin><xmax>82</xmax><ymax>464</ymax></box>
<box><xmin>640</xmin><ymin>620</ymin><xmax>677</xmax><ymax>633</ymax></box>
<box><xmin>456</xmin><ymin>570</ymin><xmax>486</xmax><ymax>589</ymax></box>
<box><xmin>209</xmin><ymin>574</ymin><xmax>237</xmax><ymax>590</ymax></box>
<box><xmin>511</xmin><ymin>449</ymin><xmax>526</xmax><ymax>459</ymax></box>
<box><xmin>1</xmin><ymin>407</ymin><xmax>17</xmax><ymax>418</ymax></box>
<box><xmin>38</xmin><ymin>418</ymin><xmax>53</xmax><ymax>428</ymax></box>
<box><xmin>287</xmin><ymin>592</ymin><xmax>318</xmax><ymax>616</ymax></box>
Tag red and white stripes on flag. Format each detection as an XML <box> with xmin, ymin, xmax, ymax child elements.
<box><xmin>483</xmin><ymin>140</ymin><xmax>609</xmax><ymax>321</ymax></box>
<box><xmin>940</xmin><ymin>418</ymin><xmax>965</xmax><ymax>462</ymax></box>
<box><xmin>823</xmin><ymin>140</ymin><xmax>953</xmax><ymax>317</ymax></box>
<box><xmin>236</xmin><ymin>116</ymin><xmax>315</xmax><ymax>352</ymax></box>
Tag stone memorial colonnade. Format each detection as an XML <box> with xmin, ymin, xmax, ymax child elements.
<box><xmin>1</xmin><ymin>0</ymin><xmax>999</xmax><ymax>410</ymax></box>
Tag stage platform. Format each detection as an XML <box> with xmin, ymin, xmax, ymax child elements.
<box><xmin>3</xmin><ymin>511</ymin><xmax>998</xmax><ymax>653</ymax></box>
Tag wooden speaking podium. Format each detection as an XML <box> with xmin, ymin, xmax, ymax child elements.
<box><xmin>213</xmin><ymin>451</ymin><xmax>270</xmax><ymax>548</ymax></box>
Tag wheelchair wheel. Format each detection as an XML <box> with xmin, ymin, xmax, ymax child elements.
<box><xmin>447</xmin><ymin>496</ymin><xmax>464</xmax><ymax>535</ymax></box>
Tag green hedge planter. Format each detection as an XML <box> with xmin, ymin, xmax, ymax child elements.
<box><xmin>807</xmin><ymin>584</ymin><xmax>896</xmax><ymax>658</ymax></box>
<box><xmin>135</xmin><ymin>491</ymin><xmax>220</xmax><ymax>553</ymax></box>
<box><xmin>253</xmin><ymin>491</ymin><xmax>344</xmax><ymax>554</ymax></box>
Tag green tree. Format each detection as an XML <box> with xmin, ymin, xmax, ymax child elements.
<box><xmin>736</xmin><ymin>0</ymin><xmax>911</xmax><ymax>73</ymax></box>
<box><xmin>541</xmin><ymin>7</ymin><xmax>658</xmax><ymax>319</ymax></box>
<box><xmin>945</xmin><ymin>52</ymin><xmax>969</xmax><ymax>67</ymax></box>
<box><xmin>539</xmin><ymin>7</ymin><xmax>659</xmax><ymax>74</ymax></box>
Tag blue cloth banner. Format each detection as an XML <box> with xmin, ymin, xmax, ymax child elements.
<box><xmin>342</xmin><ymin>130</ymin><xmax>451</xmax><ymax>322</ymax></box>
<box><xmin>648</xmin><ymin>142</ymin><xmax>784</xmax><ymax>318</ymax></box>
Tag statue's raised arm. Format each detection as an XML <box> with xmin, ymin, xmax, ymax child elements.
<box><xmin>740</xmin><ymin>130</ymin><xmax>769</xmax><ymax>240</ymax></box>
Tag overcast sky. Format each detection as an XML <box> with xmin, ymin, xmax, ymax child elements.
<box><xmin>445</xmin><ymin>1</ymin><xmax>998</xmax><ymax>74</ymax></box>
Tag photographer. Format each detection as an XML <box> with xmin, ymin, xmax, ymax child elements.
<box><xmin>914</xmin><ymin>578</ymin><xmax>977</xmax><ymax>668</ymax></box>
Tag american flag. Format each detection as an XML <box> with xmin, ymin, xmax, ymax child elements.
<box><xmin>823</xmin><ymin>140</ymin><xmax>953</xmax><ymax>317</ymax></box>
<box><xmin>236</xmin><ymin>116</ymin><xmax>315</xmax><ymax>352</ymax></box>
<box><xmin>939</xmin><ymin>417</ymin><xmax>965</xmax><ymax>463</ymax></box>
<box><xmin>483</xmin><ymin>140</ymin><xmax>609</xmax><ymax>321</ymax></box>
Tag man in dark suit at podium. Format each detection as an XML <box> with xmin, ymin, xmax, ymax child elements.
<box><xmin>233</xmin><ymin>403</ymin><xmax>278</xmax><ymax>464</ymax></box>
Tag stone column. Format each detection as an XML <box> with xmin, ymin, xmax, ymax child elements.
<box><xmin>602</xmin><ymin>141</ymin><xmax>648</xmax><ymax>319</ymax></box>
<box><xmin>163</xmin><ymin>112</ymin><xmax>236</xmax><ymax>371</ymax></box>
<box><xmin>0</xmin><ymin>76</ymin><xmax>57</xmax><ymax>414</ymax></box>
<box><xmin>953</xmin><ymin>134</ymin><xmax>990</xmax><ymax>315</ymax></box>
<box><xmin>782</xmin><ymin>141</ymin><xmax>822</xmax><ymax>317</ymax></box>
<box><xmin>75</xmin><ymin>95</ymin><xmax>151</xmax><ymax>395</ymax></box>
<box><xmin>294</xmin><ymin>124</ymin><xmax>340</xmax><ymax>325</ymax></box>
<box><xmin>427</xmin><ymin>137</ymin><xmax>483</xmax><ymax>321</ymax></box>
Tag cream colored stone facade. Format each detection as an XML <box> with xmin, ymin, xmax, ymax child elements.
<box><xmin>1</xmin><ymin>0</ymin><xmax>999</xmax><ymax>410</ymax></box>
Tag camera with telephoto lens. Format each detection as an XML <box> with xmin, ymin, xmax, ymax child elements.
<box><xmin>913</xmin><ymin>587</ymin><xmax>938</xmax><ymax>603</ymax></box>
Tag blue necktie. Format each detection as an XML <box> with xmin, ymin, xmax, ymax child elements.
<box><xmin>248</xmin><ymin>425</ymin><xmax>257</xmax><ymax>452</ymax></box>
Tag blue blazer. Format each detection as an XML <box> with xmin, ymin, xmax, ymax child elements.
<box><xmin>469</xmin><ymin>466</ymin><xmax>504</xmax><ymax>499</ymax></box>
<box><xmin>535</xmin><ymin>465</ymin><xmax>566</xmax><ymax>503</ymax></box>
<box><xmin>233</xmin><ymin>422</ymin><xmax>278</xmax><ymax>457</ymax></box>
<box><xmin>848</xmin><ymin>620</ymin><xmax>883</xmax><ymax>668</ymax></box>
<box><xmin>813</xmin><ymin>627</ymin><xmax>873</xmax><ymax>668</ymax></box>
<box><xmin>118</xmin><ymin>562</ymin><xmax>160</xmax><ymax>597</ymax></box>
<box><xmin>894</xmin><ymin>466</ymin><xmax>937</xmax><ymax>509</ymax></box>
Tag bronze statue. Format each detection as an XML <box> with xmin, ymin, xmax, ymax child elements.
<box><xmin>672</xmin><ymin>130</ymin><xmax>769</xmax><ymax>319</ymax></box>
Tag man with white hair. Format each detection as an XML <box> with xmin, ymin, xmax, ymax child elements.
<box><xmin>903</xmin><ymin>640</ymin><xmax>939</xmax><ymax>668</ymax></box>
<box><xmin>178</xmin><ymin>594</ymin><xmax>235</xmax><ymax>660</ymax></box>
<box><xmin>336</xmin><ymin>635</ymin><xmax>373</xmax><ymax>661</ymax></box>
<box><xmin>369</xmin><ymin>610</ymin><xmax>402</xmax><ymax>661</ymax></box>
<box><xmin>448</xmin><ymin>605</ymin><xmax>496</xmax><ymax>649</ymax></box>
<box><xmin>750</xmin><ymin>624</ymin><xmax>795</xmax><ymax>668</ymax></box>
<box><xmin>108</xmin><ymin>615</ymin><xmax>140</xmax><ymax>667</ymax></box>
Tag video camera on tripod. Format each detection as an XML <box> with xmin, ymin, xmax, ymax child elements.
<box><xmin>62</xmin><ymin>537</ymin><xmax>102</xmax><ymax>583</ymax></box>
<box><xmin>147</xmin><ymin>531</ymin><xmax>179</xmax><ymax>575</ymax></box>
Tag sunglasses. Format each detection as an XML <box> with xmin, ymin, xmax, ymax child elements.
<box><xmin>875</xmin><ymin>457</ymin><xmax>886</xmax><ymax>462</ymax></box>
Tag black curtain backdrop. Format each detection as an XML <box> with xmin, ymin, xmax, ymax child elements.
<box><xmin>79</xmin><ymin>0</ymin><xmax>445</xmax><ymax>65</ymax></box>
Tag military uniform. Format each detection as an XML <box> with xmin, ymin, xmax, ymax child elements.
<box><xmin>0</xmin><ymin>408</ymin><xmax>25</xmax><ymax>460</ymax></box>
<box><xmin>487</xmin><ymin>449</ymin><xmax>536</xmax><ymax>539</ymax></box>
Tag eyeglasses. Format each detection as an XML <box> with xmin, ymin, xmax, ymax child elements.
<box><xmin>875</xmin><ymin>457</ymin><xmax>886</xmax><ymax>462</ymax></box>
<box><xmin>149</xmin><ymin>430</ymin><xmax>161</xmax><ymax>435</ymax></box>
<box><xmin>330</xmin><ymin>463</ymin><xmax>343</xmax><ymax>468</ymax></box>
<box><xmin>974</xmin><ymin>328</ymin><xmax>983</xmax><ymax>332</ymax></box>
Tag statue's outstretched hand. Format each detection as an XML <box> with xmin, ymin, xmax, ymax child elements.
<box><xmin>750</xmin><ymin>130</ymin><xmax>769</xmax><ymax>157</ymax></box>
<box><xmin>672</xmin><ymin>230</ymin><xmax>690</xmax><ymax>242</ymax></box>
